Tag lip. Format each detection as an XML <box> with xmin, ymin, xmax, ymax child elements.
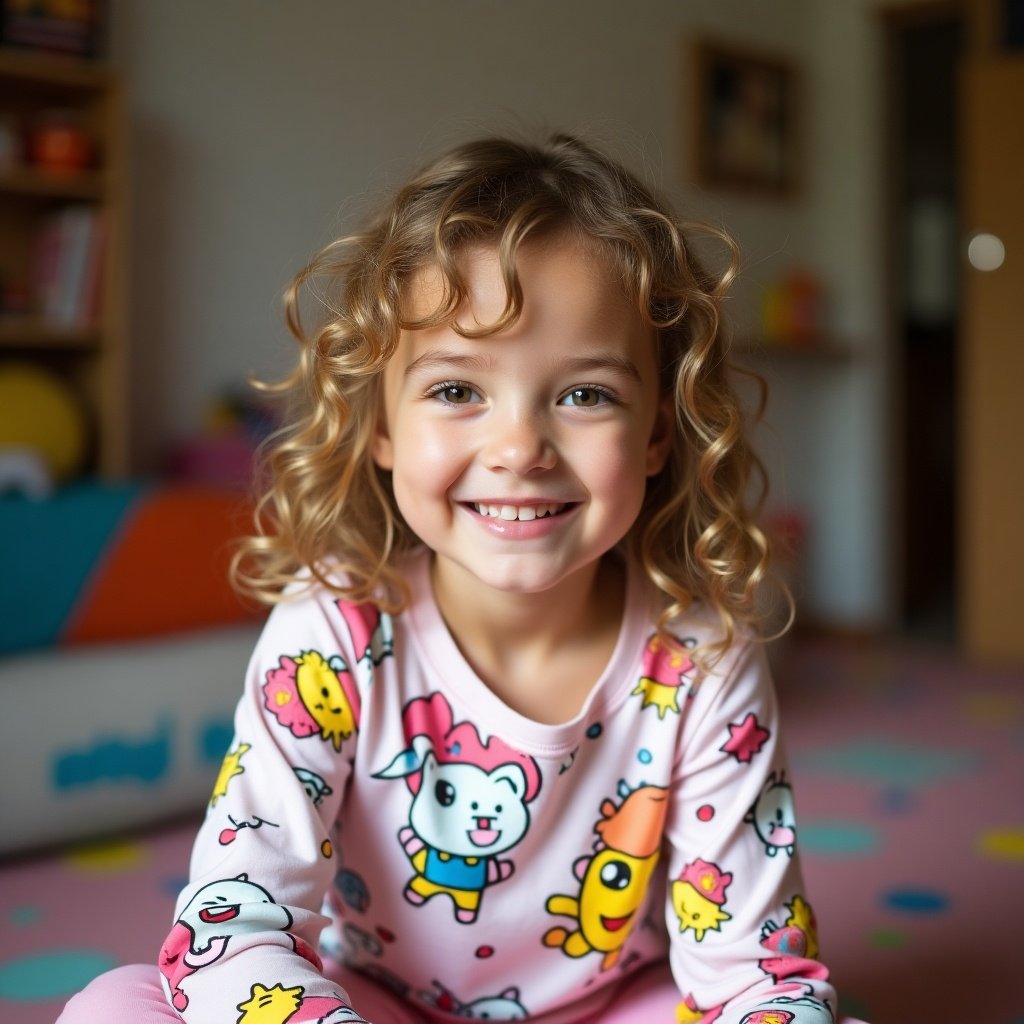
<box><xmin>460</xmin><ymin>500</ymin><xmax>579</xmax><ymax>538</ymax></box>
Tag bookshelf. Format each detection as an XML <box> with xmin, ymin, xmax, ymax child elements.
<box><xmin>0</xmin><ymin>48</ymin><xmax>127</xmax><ymax>477</ymax></box>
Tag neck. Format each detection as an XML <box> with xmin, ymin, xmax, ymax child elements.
<box><xmin>430</xmin><ymin>554</ymin><xmax>625</xmax><ymax>686</ymax></box>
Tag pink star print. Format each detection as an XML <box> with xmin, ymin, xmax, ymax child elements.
<box><xmin>721</xmin><ymin>713</ymin><xmax>769</xmax><ymax>763</ymax></box>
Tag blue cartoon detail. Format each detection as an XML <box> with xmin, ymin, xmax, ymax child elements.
<box><xmin>373</xmin><ymin>693</ymin><xmax>541</xmax><ymax>924</ymax></box>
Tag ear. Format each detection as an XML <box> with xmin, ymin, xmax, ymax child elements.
<box><xmin>645</xmin><ymin>392</ymin><xmax>675</xmax><ymax>476</ymax></box>
<box><xmin>490</xmin><ymin>763</ymin><xmax>528</xmax><ymax>799</ymax></box>
<box><xmin>371</xmin><ymin>405</ymin><xmax>394</xmax><ymax>471</ymax></box>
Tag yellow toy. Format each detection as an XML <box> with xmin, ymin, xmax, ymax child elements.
<box><xmin>0</xmin><ymin>362</ymin><xmax>87</xmax><ymax>480</ymax></box>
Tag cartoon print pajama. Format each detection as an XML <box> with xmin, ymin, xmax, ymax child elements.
<box><xmin>62</xmin><ymin>547</ymin><xmax>836</xmax><ymax>1024</ymax></box>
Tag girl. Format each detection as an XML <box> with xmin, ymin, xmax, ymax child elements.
<box><xmin>61</xmin><ymin>134</ymin><xmax>845</xmax><ymax>1024</ymax></box>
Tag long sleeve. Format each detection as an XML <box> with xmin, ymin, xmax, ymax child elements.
<box><xmin>663</xmin><ymin>641</ymin><xmax>836</xmax><ymax>1024</ymax></box>
<box><xmin>157</xmin><ymin>588</ymin><xmax>387</xmax><ymax>1023</ymax></box>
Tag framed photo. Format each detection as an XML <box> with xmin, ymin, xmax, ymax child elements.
<box><xmin>691</xmin><ymin>39</ymin><xmax>798</xmax><ymax>195</ymax></box>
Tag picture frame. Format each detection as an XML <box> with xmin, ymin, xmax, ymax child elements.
<box><xmin>691</xmin><ymin>38</ymin><xmax>798</xmax><ymax>195</ymax></box>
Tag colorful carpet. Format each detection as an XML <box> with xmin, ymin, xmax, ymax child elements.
<box><xmin>1</xmin><ymin>636</ymin><xmax>1021</xmax><ymax>1023</ymax></box>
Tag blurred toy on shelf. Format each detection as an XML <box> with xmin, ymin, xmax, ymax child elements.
<box><xmin>29</xmin><ymin>108</ymin><xmax>95</xmax><ymax>174</ymax></box>
<box><xmin>166</xmin><ymin>390</ymin><xmax>277</xmax><ymax>490</ymax></box>
<box><xmin>761</xmin><ymin>269</ymin><xmax>824</xmax><ymax>347</ymax></box>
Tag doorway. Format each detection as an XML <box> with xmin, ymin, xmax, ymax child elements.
<box><xmin>886</xmin><ymin>6</ymin><xmax>964</xmax><ymax>644</ymax></box>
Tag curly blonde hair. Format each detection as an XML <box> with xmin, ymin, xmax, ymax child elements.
<box><xmin>233</xmin><ymin>133</ymin><xmax>779</xmax><ymax>662</ymax></box>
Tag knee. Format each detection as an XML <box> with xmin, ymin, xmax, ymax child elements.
<box><xmin>57</xmin><ymin>964</ymin><xmax>165</xmax><ymax>1022</ymax></box>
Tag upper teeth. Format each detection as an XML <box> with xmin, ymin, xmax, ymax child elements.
<box><xmin>473</xmin><ymin>503</ymin><xmax>565</xmax><ymax>521</ymax></box>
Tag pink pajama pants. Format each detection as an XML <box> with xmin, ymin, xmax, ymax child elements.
<box><xmin>58</xmin><ymin>962</ymin><xmax>867</xmax><ymax>1023</ymax></box>
<box><xmin>57</xmin><ymin>960</ymin><xmax>681</xmax><ymax>1024</ymax></box>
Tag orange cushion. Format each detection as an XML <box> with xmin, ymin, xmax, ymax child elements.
<box><xmin>63</xmin><ymin>485</ymin><xmax>263</xmax><ymax>644</ymax></box>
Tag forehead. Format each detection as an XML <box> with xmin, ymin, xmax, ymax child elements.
<box><xmin>402</xmin><ymin>232</ymin><xmax>643</xmax><ymax>340</ymax></box>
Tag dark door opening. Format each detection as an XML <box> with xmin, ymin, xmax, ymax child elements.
<box><xmin>888</xmin><ymin>8</ymin><xmax>963</xmax><ymax>643</ymax></box>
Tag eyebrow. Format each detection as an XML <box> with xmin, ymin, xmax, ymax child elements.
<box><xmin>403</xmin><ymin>350</ymin><xmax>643</xmax><ymax>383</ymax></box>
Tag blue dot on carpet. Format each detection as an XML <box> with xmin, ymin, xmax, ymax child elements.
<box><xmin>795</xmin><ymin>738</ymin><xmax>980</xmax><ymax>787</ymax></box>
<box><xmin>883</xmin><ymin>888</ymin><xmax>950</xmax><ymax>914</ymax></box>
<box><xmin>878</xmin><ymin>787</ymin><xmax>916</xmax><ymax>814</ymax></box>
<box><xmin>7</xmin><ymin>905</ymin><xmax>41</xmax><ymax>926</ymax></box>
<box><xmin>0</xmin><ymin>950</ymin><xmax>117</xmax><ymax>1000</ymax></box>
<box><xmin>799</xmin><ymin>820</ymin><xmax>880</xmax><ymax>856</ymax></box>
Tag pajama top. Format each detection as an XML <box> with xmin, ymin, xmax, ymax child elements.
<box><xmin>159</xmin><ymin>547</ymin><xmax>836</xmax><ymax>1024</ymax></box>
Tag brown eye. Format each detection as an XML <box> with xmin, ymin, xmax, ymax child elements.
<box><xmin>431</xmin><ymin>383</ymin><xmax>480</xmax><ymax>405</ymax></box>
<box><xmin>561</xmin><ymin>387</ymin><xmax>607</xmax><ymax>408</ymax></box>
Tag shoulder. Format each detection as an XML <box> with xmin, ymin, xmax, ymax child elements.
<box><xmin>256</xmin><ymin>563</ymin><xmax>390</xmax><ymax>660</ymax></box>
<box><xmin>260</xmin><ymin>547</ymin><xmax>439</xmax><ymax>655</ymax></box>
<box><xmin>652</xmin><ymin>600</ymin><xmax>769</xmax><ymax>704</ymax></box>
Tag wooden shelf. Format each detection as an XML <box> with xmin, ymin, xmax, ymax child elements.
<box><xmin>0</xmin><ymin>317</ymin><xmax>100</xmax><ymax>349</ymax></box>
<box><xmin>0</xmin><ymin>52</ymin><xmax>127</xmax><ymax>478</ymax></box>
<box><xmin>734</xmin><ymin>337</ymin><xmax>854</xmax><ymax>361</ymax></box>
<box><xmin>0</xmin><ymin>165</ymin><xmax>105</xmax><ymax>200</ymax></box>
<box><xmin>0</xmin><ymin>49</ymin><xmax>110</xmax><ymax>91</ymax></box>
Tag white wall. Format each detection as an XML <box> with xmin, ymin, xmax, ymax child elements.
<box><xmin>110</xmin><ymin>0</ymin><xmax>893</xmax><ymax>629</ymax></box>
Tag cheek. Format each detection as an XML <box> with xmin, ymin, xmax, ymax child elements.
<box><xmin>389</xmin><ymin>423</ymin><xmax>467</xmax><ymax>508</ymax></box>
<box><xmin>585</xmin><ymin>426</ymin><xmax>652</xmax><ymax>491</ymax></box>
<box><xmin>395</xmin><ymin>429</ymin><xmax>462</xmax><ymax>480</ymax></box>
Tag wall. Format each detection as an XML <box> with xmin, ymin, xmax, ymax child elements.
<box><xmin>110</xmin><ymin>0</ymin><xmax>892</xmax><ymax>629</ymax></box>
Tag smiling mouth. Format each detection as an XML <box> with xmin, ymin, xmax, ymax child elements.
<box><xmin>469</xmin><ymin>502</ymin><xmax>569</xmax><ymax>522</ymax></box>
<box><xmin>468</xmin><ymin>827</ymin><xmax>501</xmax><ymax>847</ymax></box>
<box><xmin>601</xmin><ymin>912</ymin><xmax>633</xmax><ymax>932</ymax></box>
<box><xmin>199</xmin><ymin>904</ymin><xmax>240</xmax><ymax>924</ymax></box>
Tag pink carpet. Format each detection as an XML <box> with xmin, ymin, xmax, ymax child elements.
<box><xmin>2</xmin><ymin>636</ymin><xmax>1021</xmax><ymax>1023</ymax></box>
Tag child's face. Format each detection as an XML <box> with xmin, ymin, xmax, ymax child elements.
<box><xmin>372</xmin><ymin>232</ymin><xmax>672</xmax><ymax>601</ymax></box>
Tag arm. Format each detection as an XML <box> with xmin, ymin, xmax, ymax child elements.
<box><xmin>159</xmin><ymin>588</ymin><xmax>376</xmax><ymax>1023</ymax></box>
<box><xmin>664</xmin><ymin>641</ymin><xmax>837</xmax><ymax>1024</ymax></box>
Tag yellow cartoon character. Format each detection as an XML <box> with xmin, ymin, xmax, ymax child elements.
<box><xmin>210</xmin><ymin>740</ymin><xmax>250</xmax><ymax>807</ymax></box>
<box><xmin>235</xmin><ymin>981</ymin><xmax>364</xmax><ymax>1024</ymax></box>
<box><xmin>544</xmin><ymin>783</ymin><xmax>668</xmax><ymax>970</ymax></box>
<box><xmin>758</xmin><ymin>894</ymin><xmax>826</xmax><ymax>985</ymax></box>
<box><xmin>263</xmin><ymin>650</ymin><xmax>359</xmax><ymax>752</ymax></box>
<box><xmin>676</xmin><ymin>993</ymin><xmax>717</xmax><ymax>1023</ymax></box>
<box><xmin>671</xmin><ymin>858</ymin><xmax>733</xmax><ymax>941</ymax></box>
<box><xmin>236</xmin><ymin>983</ymin><xmax>303</xmax><ymax>1024</ymax></box>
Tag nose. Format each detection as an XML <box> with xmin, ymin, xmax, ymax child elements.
<box><xmin>481</xmin><ymin>408</ymin><xmax>556</xmax><ymax>474</ymax></box>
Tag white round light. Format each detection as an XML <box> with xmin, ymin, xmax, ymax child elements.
<box><xmin>967</xmin><ymin>232</ymin><xmax>1006</xmax><ymax>272</ymax></box>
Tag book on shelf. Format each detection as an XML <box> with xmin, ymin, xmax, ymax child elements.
<box><xmin>31</xmin><ymin>204</ymin><xmax>105</xmax><ymax>331</ymax></box>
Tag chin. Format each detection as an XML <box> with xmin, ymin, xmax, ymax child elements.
<box><xmin>469</xmin><ymin>555</ymin><xmax>597</xmax><ymax>598</ymax></box>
